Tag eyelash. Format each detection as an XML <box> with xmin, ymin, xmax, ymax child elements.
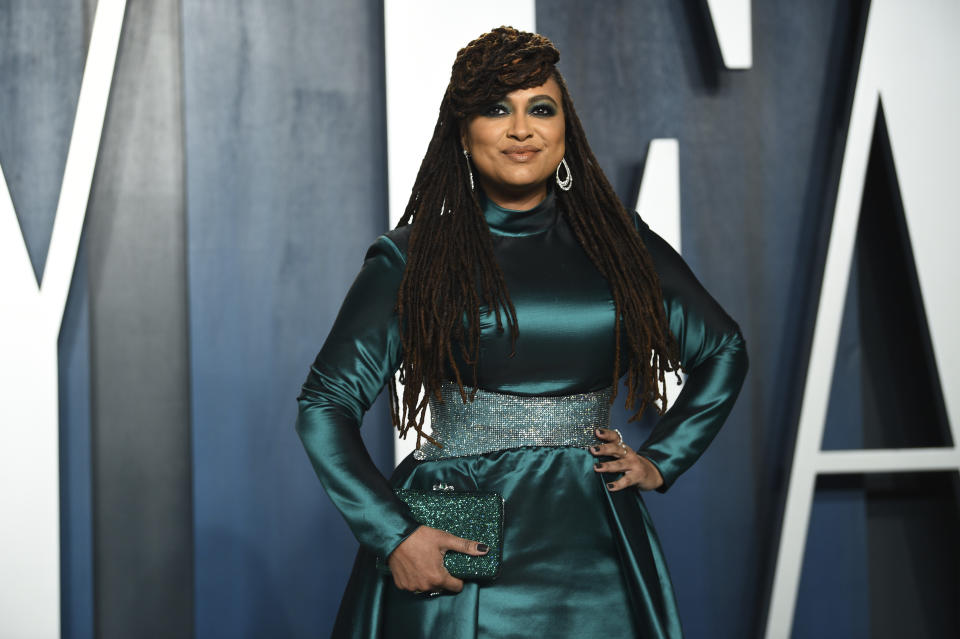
<box><xmin>483</xmin><ymin>103</ymin><xmax>557</xmax><ymax>117</ymax></box>
<box><xmin>530</xmin><ymin>104</ymin><xmax>556</xmax><ymax>116</ymax></box>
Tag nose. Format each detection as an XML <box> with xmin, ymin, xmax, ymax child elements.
<box><xmin>507</xmin><ymin>111</ymin><xmax>532</xmax><ymax>141</ymax></box>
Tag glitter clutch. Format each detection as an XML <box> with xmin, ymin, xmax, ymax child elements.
<box><xmin>376</xmin><ymin>483</ymin><xmax>504</xmax><ymax>581</ymax></box>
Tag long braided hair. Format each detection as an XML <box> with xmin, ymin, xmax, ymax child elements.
<box><xmin>389</xmin><ymin>27</ymin><xmax>682</xmax><ymax>448</ymax></box>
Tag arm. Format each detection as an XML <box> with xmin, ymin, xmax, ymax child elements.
<box><xmin>295</xmin><ymin>235</ymin><xmax>420</xmax><ymax>558</ymax></box>
<box><xmin>632</xmin><ymin>214</ymin><xmax>749</xmax><ymax>492</ymax></box>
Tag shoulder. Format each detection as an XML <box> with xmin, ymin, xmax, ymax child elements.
<box><xmin>362</xmin><ymin>224</ymin><xmax>412</xmax><ymax>271</ymax></box>
<box><xmin>627</xmin><ymin>210</ymin><xmax>673</xmax><ymax>266</ymax></box>
<box><xmin>628</xmin><ymin>211</ymin><xmax>746</xmax><ymax>345</ymax></box>
<box><xmin>626</xmin><ymin>210</ymin><xmax>707</xmax><ymax>303</ymax></box>
<box><xmin>628</xmin><ymin>210</ymin><xmax>651</xmax><ymax>236</ymax></box>
<box><xmin>366</xmin><ymin>224</ymin><xmax>412</xmax><ymax>266</ymax></box>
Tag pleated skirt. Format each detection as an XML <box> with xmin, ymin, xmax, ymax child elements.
<box><xmin>332</xmin><ymin>446</ymin><xmax>683</xmax><ymax>639</ymax></box>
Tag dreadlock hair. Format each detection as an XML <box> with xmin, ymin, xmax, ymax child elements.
<box><xmin>389</xmin><ymin>26</ymin><xmax>683</xmax><ymax>448</ymax></box>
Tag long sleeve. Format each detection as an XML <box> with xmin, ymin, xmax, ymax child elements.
<box><xmin>295</xmin><ymin>235</ymin><xmax>420</xmax><ymax>558</ymax></box>
<box><xmin>631</xmin><ymin>214</ymin><xmax>749</xmax><ymax>492</ymax></box>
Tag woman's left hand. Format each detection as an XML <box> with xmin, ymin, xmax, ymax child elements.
<box><xmin>590</xmin><ymin>427</ymin><xmax>664</xmax><ymax>491</ymax></box>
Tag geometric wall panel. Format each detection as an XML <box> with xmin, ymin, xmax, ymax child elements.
<box><xmin>767</xmin><ymin>1</ymin><xmax>960</xmax><ymax>635</ymax></box>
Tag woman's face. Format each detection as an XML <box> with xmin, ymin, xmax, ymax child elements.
<box><xmin>461</xmin><ymin>76</ymin><xmax>566</xmax><ymax>209</ymax></box>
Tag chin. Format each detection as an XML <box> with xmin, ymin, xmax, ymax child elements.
<box><xmin>499</xmin><ymin>171</ymin><xmax>550</xmax><ymax>189</ymax></box>
<box><xmin>497</xmin><ymin>181</ymin><xmax>547</xmax><ymax>194</ymax></box>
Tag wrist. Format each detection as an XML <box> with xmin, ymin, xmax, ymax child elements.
<box><xmin>637</xmin><ymin>454</ymin><xmax>665</xmax><ymax>489</ymax></box>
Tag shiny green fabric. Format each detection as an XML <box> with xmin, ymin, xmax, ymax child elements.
<box><xmin>296</xmin><ymin>188</ymin><xmax>748</xmax><ymax>638</ymax></box>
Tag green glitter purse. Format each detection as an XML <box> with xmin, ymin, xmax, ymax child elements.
<box><xmin>377</xmin><ymin>483</ymin><xmax>504</xmax><ymax>581</ymax></box>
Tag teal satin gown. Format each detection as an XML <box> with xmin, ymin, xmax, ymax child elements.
<box><xmin>296</xmin><ymin>189</ymin><xmax>748</xmax><ymax>638</ymax></box>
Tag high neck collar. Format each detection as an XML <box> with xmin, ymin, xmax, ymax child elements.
<box><xmin>480</xmin><ymin>188</ymin><xmax>559</xmax><ymax>237</ymax></box>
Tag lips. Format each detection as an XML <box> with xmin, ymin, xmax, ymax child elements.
<box><xmin>503</xmin><ymin>145</ymin><xmax>541</xmax><ymax>161</ymax></box>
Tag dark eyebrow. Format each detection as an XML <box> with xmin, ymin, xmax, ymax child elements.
<box><xmin>526</xmin><ymin>94</ymin><xmax>558</xmax><ymax>105</ymax></box>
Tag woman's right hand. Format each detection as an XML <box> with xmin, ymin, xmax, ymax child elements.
<box><xmin>387</xmin><ymin>525</ymin><xmax>489</xmax><ymax>594</ymax></box>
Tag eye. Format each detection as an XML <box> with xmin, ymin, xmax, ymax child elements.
<box><xmin>530</xmin><ymin>102</ymin><xmax>557</xmax><ymax>117</ymax></box>
<box><xmin>482</xmin><ymin>102</ymin><xmax>510</xmax><ymax>117</ymax></box>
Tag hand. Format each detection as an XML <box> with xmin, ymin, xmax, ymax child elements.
<box><xmin>590</xmin><ymin>427</ymin><xmax>664</xmax><ymax>492</ymax></box>
<box><xmin>387</xmin><ymin>525</ymin><xmax>489</xmax><ymax>594</ymax></box>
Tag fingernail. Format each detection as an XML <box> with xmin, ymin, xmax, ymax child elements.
<box><xmin>606</xmin><ymin>483</ymin><xmax>615</xmax><ymax>490</ymax></box>
<box><xmin>594</xmin><ymin>461</ymin><xmax>603</xmax><ymax>469</ymax></box>
<box><xmin>592</xmin><ymin>446</ymin><xmax>600</xmax><ymax>453</ymax></box>
<box><xmin>596</xmin><ymin>428</ymin><xmax>606</xmax><ymax>435</ymax></box>
<box><xmin>477</xmin><ymin>543</ymin><xmax>489</xmax><ymax>553</ymax></box>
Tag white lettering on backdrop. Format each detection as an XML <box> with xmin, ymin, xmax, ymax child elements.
<box><xmin>0</xmin><ymin>1</ymin><xmax>127</xmax><ymax>636</ymax></box>
<box><xmin>766</xmin><ymin>1</ymin><xmax>960</xmax><ymax>636</ymax></box>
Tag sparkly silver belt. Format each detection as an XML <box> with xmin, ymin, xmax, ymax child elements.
<box><xmin>413</xmin><ymin>381</ymin><xmax>611</xmax><ymax>461</ymax></box>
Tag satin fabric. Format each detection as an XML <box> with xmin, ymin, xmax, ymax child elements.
<box><xmin>296</xmin><ymin>187</ymin><xmax>748</xmax><ymax>638</ymax></box>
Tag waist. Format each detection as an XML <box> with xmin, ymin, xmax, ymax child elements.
<box><xmin>413</xmin><ymin>381</ymin><xmax>611</xmax><ymax>461</ymax></box>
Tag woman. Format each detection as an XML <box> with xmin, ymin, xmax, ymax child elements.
<box><xmin>297</xmin><ymin>27</ymin><xmax>748</xmax><ymax>638</ymax></box>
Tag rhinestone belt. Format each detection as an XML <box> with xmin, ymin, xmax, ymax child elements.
<box><xmin>413</xmin><ymin>381</ymin><xmax>611</xmax><ymax>461</ymax></box>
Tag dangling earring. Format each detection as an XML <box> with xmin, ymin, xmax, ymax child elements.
<box><xmin>555</xmin><ymin>156</ymin><xmax>573</xmax><ymax>191</ymax></box>
<box><xmin>463</xmin><ymin>149</ymin><xmax>475</xmax><ymax>191</ymax></box>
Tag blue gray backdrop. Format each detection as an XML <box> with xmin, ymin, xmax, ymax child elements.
<box><xmin>2</xmin><ymin>0</ymin><xmax>956</xmax><ymax>637</ymax></box>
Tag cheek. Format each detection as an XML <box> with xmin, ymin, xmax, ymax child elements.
<box><xmin>550</xmin><ymin>130</ymin><xmax>566</xmax><ymax>163</ymax></box>
<box><xmin>467</xmin><ymin>122</ymin><xmax>500</xmax><ymax>153</ymax></box>
<box><xmin>548</xmin><ymin>122</ymin><xmax>566</xmax><ymax>157</ymax></box>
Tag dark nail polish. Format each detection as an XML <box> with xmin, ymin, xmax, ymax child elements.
<box><xmin>477</xmin><ymin>543</ymin><xmax>489</xmax><ymax>553</ymax></box>
<box><xmin>606</xmin><ymin>483</ymin><xmax>615</xmax><ymax>490</ymax></box>
<box><xmin>592</xmin><ymin>446</ymin><xmax>600</xmax><ymax>453</ymax></box>
<box><xmin>594</xmin><ymin>461</ymin><xmax>603</xmax><ymax>469</ymax></box>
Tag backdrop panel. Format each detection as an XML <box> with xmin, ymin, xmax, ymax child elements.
<box><xmin>85</xmin><ymin>0</ymin><xmax>193</xmax><ymax>636</ymax></box>
<box><xmin>181</xmin><ymin>1</ymin><xmax>396</xmax><ymax>636</ymax></box>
